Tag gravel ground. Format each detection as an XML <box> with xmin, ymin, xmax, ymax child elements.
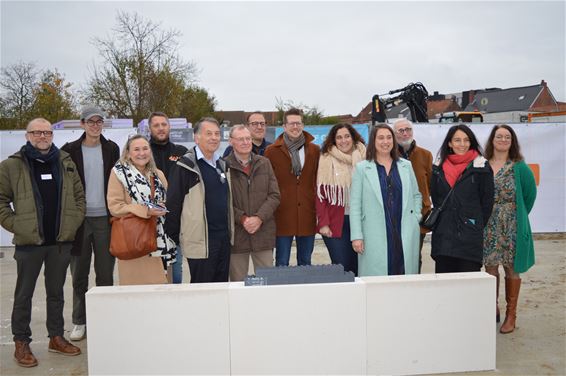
<box><xmin>1</xmin><ymin>235</ymin><xmax>564</xmax><ymax>375</ymax></box>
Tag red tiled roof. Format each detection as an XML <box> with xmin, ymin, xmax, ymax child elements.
<box><xmin>427</xmin><ymin>99</ymin><xmax>461</xmax><ymax>119</ymax></box>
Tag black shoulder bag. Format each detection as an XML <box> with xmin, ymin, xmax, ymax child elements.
<box><xmin>420</xmin><ymin>187</ymin><xmax>454</xmax><ymax>231</ymax></box>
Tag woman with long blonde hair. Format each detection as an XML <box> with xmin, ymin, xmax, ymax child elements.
<box><xmin>107</xmin><ymin>135</ymin><xmax>176</xmax><ymax>285</ymax></box>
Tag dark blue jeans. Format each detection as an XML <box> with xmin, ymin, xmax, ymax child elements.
<box><xmin>188</xmin><ymin>234</ymin><xmax>230</xmax><ymax>283</ymax></box>
<box><xmin>172</xmin><ymin>245</ymin><xmax>183</xmax><ymax>284</ymax></box>
<box><xmin>275</xmin><ymin>235</ymin><xmax>315</xmax><ymax>266</ymax></box>
<box><xmin>322</xmin><ymin>215</ymin><xmax>358</xmax><ymax>276</ymax></box>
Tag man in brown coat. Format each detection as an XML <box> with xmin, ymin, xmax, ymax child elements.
<box><xmin>225</xmin><ymin>125</ymin><xmax>280</xmax><ymax>280</ymax></box>
<box><xmin>393</xmin><ymin>118</ymin><xmax>433</xmax><ymax>273</ymax></box>
<box><xmin>265</xmin><ymin>108</ymin><xmax>320</xmax><ymax>266</ymax></box>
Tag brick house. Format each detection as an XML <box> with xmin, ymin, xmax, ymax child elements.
<box><xmin>464</xmin><ymin>80</ymin><xmax>565</xmax><ymax>122</ymax></box>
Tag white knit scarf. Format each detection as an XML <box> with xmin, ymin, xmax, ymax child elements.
<box><xmin>316</xmin><ymin>143</ymin><xmax>366</xmax><ymax>207</ymax></box>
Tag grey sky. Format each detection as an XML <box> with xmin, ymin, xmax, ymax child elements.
<box><xmin>1</xmin><ymin>1</ymin><xmax>564</xmax><ymax>116</ymax></box>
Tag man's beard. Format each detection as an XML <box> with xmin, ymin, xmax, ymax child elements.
<box><xmin>398</xmin><ymin>138</ymin><xmax>413</xmax><ymax>150</ymax></box>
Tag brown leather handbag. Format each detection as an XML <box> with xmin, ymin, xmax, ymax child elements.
<box><xmin>110</xmin><ymin>176</ymin><xmax>158</xmax><ymax>260</ymax></box>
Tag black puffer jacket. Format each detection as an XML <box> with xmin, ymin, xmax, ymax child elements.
<box><xmin>430</xmin><ymin>156</ymin><xmax>494</xmax><ymax>264</ymax></box>
<box><xmin>150</xmin><ymin>138</ymin><xmax>188</xmax><ymax>178</ymax></box>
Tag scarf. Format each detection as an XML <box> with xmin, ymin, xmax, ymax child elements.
<box><xmin>113</xmin><ymin>162</ymin><xmax>176</xmax><ymax>264</ymax></box>
<box><xmin>283</xmin><ymin>132</ymin><xmax>306</xmax><ymax>176</ymax></box>
<box><xmin>23</xmin><ymin>142</ymin><xmax>62</xmax><ymax>236</ymax></box>
<box><xmin>23</xmin><ymin>142</ymin><xmax>62</xmax><ymax>190</ymax></box>
<box><xmin>443</xmin><ymin>149</ymin><xmax>479</xmax><ymax>187</ymax></box>
<box><xmin>316</xmin><ymin>143</ymin><xmax>366</xmax><ymax>207</ymax></box>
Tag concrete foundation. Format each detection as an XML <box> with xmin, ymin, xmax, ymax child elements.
<box><xmin>86</xmin><ymin>272</ymin><xmax>495</xmax><ymax>375</ymax></box>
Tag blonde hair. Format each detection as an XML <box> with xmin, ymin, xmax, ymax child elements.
<box><xmin>119</xmin><ymin>135</ymin><xmax>158</xmax><ymax>175</ymax></box>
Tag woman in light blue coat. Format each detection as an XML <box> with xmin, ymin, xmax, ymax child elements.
<box><xmin>350</xmin><ymin>124</ymin><xmax>422</xmax><ymax>276</ymax></box>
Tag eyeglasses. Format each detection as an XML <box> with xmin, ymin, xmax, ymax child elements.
<box><xmin>248</xmin><ymin>121</ymin><xmax>266</xmax><ymax>128</ymax></box>
<box><xmin>27</xmin><ymin>130</ymin><xmax>53</xmax><ymax>137</ymax></box>
<box><xmin>86</xmin><ymin>119</ymin><xmax>104</xmax><ymax>127</ymax></box>
<box><xmin>396</xmin><ymin>127</ymin><xmax>413</xmax><ymax>134</ymax></box>
<box><xmin>494</xmin><ymin>135</ymin><xmax>512</xmax><ymax>141</ymax></box>
<box><xmin>231</xmin><ymin>136</ymin><xmax>252</xmax><ymax>143</ymax></box>
<box><xmin>286</xmin><ymin>122</ymin><xmax>303</xmax><ymax>127</ymax></box>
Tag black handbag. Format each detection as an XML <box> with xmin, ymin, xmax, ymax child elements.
<box><xmin>420</xmin><ymin>187</ymin><xmax>454</xmax><ymax>230</ymax></box>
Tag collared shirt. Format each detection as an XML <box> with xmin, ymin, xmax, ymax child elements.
<box><xmin>195</xmin><ymin>145</ymin><xmax>221</xmax><ymax>168</ymax></box>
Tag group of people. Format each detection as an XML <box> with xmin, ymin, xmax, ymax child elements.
<box><xmin>0</xmin><ymin>106</ymin><xmax>537</xmax><ymax>368</ymax></box>
<box><xmin>330</xmin><ymin>120</ymin><xmax>536</xmax><ymax>336</ymax></box>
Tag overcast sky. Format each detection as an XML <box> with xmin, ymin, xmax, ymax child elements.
<box><xmin>1</xmin><ymin>1</ymin><xmax>564</xmax><ymax>116</ymax></box>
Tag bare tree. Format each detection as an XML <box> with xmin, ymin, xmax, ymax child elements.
<box><xmin>0</xmin><ymin>61</ymin><xmax>39</xmax><ymax>128</ymax></box>
<box><xmin>86</xmin><ymin>11</ymin><xmax>197</xmax><ymax>124</ymax></box>
<box><xmin>275</xmin><ymin>97</ymin><xmax>328</xmax><ymax>125</ymax></box>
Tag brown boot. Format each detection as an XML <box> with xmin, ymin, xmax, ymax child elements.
<box><xmin>14</xmin><ymin>340</ymin><xmax>38</xmax><ymax>367</ymax></box>
<box><xmin>500</xmin><ymin>277</ymin><xmax>521</xmax><ymax>334</ymax></box>
<box><xmin>48</xmin><ymin>336</ymin><xmax>81</xmax><ymax>356</ymax></box>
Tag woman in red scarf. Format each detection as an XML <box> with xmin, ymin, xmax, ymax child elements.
<box><xmin>430</xmin><ymin>124</ymin><xmax>494</xmax><ymax>273</ymax></box>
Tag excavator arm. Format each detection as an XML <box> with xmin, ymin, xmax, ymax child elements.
<box><xmin>371</xmin><ymin>82</ymin><xmax>429</xmax><ymax>124</ymax></box>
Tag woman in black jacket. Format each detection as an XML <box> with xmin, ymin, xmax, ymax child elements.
<box><xmin>431</xmin><ymin>124</ymin><xmax>494</xmax><ymax>273</ymax></box>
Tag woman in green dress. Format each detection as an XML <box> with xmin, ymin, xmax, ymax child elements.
<box><xmin>483</xmin><ymin>124</ymin><xmax>537</xmax><ymax>334</ymax></box>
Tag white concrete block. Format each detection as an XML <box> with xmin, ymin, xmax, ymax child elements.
<box><xmin>363</xmin><ymin>272</ymin><xmax>496</xmax><ymax>375</ymax></box>
<box><xmin>86</xmin><ymin>274</ymin><xmax>495</xmax><ymax>375</ymax></box>
<box><xmin>86</xmin><ymin>283</ymin><xmax>231</xmax><ymax>375</ymax></box>
<box><xmin>228</xmin><ymin>281</ymin><xmax>367</xmax><ymax>375</ymax></box>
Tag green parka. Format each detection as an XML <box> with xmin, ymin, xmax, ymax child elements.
<box><xmin>0</xmin><ymin>148</ymin><xmax>85</xmax><ymax>246</ymax></box>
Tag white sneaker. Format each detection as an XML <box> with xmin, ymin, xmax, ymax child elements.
<box><xmin>70</xmin><ymin>324</ymin><xmax>86</xmax><ymax>341</ymax></box>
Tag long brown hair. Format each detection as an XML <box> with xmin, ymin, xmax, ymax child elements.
<box><xmin>484</xmin><ymin>124</ymin><xmax>524</xmax><ymax>162</ymax></box>
<box><xmin>365</xmin><ymin>124</ymin><xmax>399</xmax><ymax>161</ymax></box>
<box><xmin>321</xmin><ymin>123</ymin><xmax>365</xmax><ymax>154</ymax></box>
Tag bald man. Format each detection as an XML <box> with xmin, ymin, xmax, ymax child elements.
<box><xmin>0</xmin><ymin>118</ymin><xmax>85</xmax><ymax>367</ymax></box>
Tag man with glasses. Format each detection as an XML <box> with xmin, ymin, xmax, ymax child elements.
<box><xmin>223</xmin><ymin>111</ymin><xmax>272</xmax><ymax>157</ymax></box>
<box><xmin>224</xmin><ymin>125</ymin><xmax>280</xmax><ymax>280</ymax></box>
<box><xmin>0</xmin><ymin>118</ymin><xmax>85</xmax><ymax>367</ymax></box>
<box><xmin>166</xmin><ymin>117</ymin><xmax>233</xmax><ymax>283</ymax></box>
<box><xmin>265</xmin><ymin>108</ymin><xmax>320</xmax><ymax>266</ymax></box>
<box><xmin>393</xmin><ymin>118</ymin><xmax>433</xmax><ymax>273</ymax></box>
<box><xmin>61</xmin><ymin>105</ymin><xmax>119</xmax><ymax>340</ymax></box>
<box><xmin>147</xmin><ymin>111</ymin><xmax>188</xmax><ymax>283</ymax></box>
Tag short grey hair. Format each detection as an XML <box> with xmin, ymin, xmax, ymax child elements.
<box><xmin>194</xmin><ymin>117</ymin><xmax>220</xmax><ymax>134</ymax></box>
<box><xmin>228</xmin><ymin>124</ymin><xmax>249</xmax><ymax>138</ymax></box>
<box><xmin>392</xmin><ymin>117</ymin><xmax>412</xmax><ymax>129</ymax></box>
<box><xmin>26</xmin><ymin>118</ymin><xmax>52</xmax><ymax>131</ymax></box>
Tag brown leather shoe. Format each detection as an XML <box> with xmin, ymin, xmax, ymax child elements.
<box><xmin>14</xmin><ymin>340</ymin><xmax>38</xmax><ymax>367</ymax></box>
<box><xmin>48</xmin><ymin>336</ymin><xmax>81</xmax><ymax>356</ymax></box>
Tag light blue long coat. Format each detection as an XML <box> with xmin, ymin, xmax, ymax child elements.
<box><xmin>350</xmin><ymin>159</ymin><xmax>422</xmax><ymax>276</ymax></box>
